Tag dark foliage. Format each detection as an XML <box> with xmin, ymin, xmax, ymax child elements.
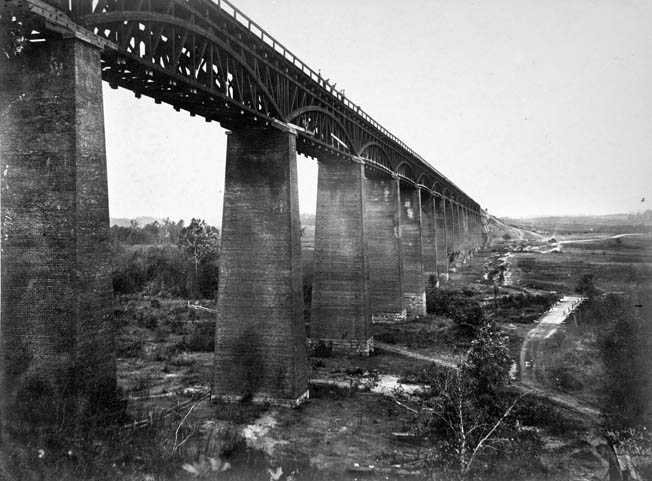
<box><xmin>596</xmin><ymin>290</ymin><xmax>652</xmax><ymax>430</ymax></box>
<box><xmin>426</xmin><ymin>289</ymin><xmax>484</xmax><ymax>331</ymax></box>
<box><xmin>110</xmin><ymin>219</ymin><xmax>185</xmax><ymax>246</ymax></box>
<box><xmin>311</xmin><ymin>340</ymin><xmax>333</xmax><ymax>358</ymax></box>
<box><xmin>111</xmin><ymin>245</ymin><xmax>187</xmax><ymax>297</ymax></box>
<box><xmin>111</xmin><ymin>219</ymin><xmax>220</xmax><ymax>299</ymax></box>
<box><xmin>462</xmin><ymin>321</ymin><xmax>512</xmax><ymax>400</ymax></box>
<box><xmin>575</xmin><ymin>273</ymin><xmax>600</xmax><ymax>299</ymax></box>
<box><xmin>178</xmin><ymin>321</ymin><xmax>216</xmax><ymax>352</ymax></box>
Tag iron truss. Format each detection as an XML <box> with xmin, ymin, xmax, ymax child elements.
<box><xmin>3</xmin><ymin>0</ymin><xmax>480</xmax><ymax>212</ymax></box>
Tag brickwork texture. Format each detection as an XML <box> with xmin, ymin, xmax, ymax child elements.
<box><xmin>311</xmin><ymin>158</ymin><xmax>371</xmax><ymax>354</ymax></box>
<box><xmin>213</xmin><ymin>127</ymin><xmax>308</xmax><ymax>405</ymax></box>
<box><xmin>0</xmin><ymin>35</ymin><xmax>117</xmax><ymax>437</ymax></box>
<box><xmin>363</xmin><ymin>174</ymin><xmax>405</xmax><ymax>321</ymax></box>
<box><xmin>419</xmin><ymin>192</ymin><xmax>438</xmax><ymax>289</ymax></box>
<box><xmin>434</xmin><ymin>196</ymin><xmax>449</xmax><ymax>278</ymax></box>
<box><xmin>398</xmin><ymin>184</ymin><xmax>426</xmax><ymax>316</ymax></box>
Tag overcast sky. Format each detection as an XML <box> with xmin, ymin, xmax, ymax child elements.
<box><xmin>103</xmin><ymin>0</ymin><xmax>652</xmax><ymax>223</ymax></box>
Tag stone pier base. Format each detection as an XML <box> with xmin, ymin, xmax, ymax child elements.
<box><xmin>371</xmin><ymin>310</ymin><xmax>408</xmax><ymax>324</ymax></box>
<box><xmin>311</xmin><ymin>338</ymin><xmax>375</xmax><ymax>356</ymax></box>
<box><xmin>212</xmin><ymin>390</ymin><xmax>310</xmax><ymax>409</ymax></box>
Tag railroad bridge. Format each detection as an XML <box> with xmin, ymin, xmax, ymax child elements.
<box><xmin>0</xmin><ymin>0</ymin><xmax>485</xmax><ymax>430</ymax></box>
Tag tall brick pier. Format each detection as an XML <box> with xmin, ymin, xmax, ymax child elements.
<box><xmin>213</xmin><ymin>126</ymin><xmax>308</xmax><ymax>405</ymax></box>
<box><xmin>311</xmin><ymin>157</ymin><xmax>372</xmax><ymax>354</ymax></box>
<box><xmin>0</xmin><ymin>34</ymin><xmax>117</xmax><ymax>436</ymax></box>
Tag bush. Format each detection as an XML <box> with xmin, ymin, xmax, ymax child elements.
<box><xmin>513</xmin><ymin>395</ymin><xmax>586</xmax><ymax>436</ymax></box>
<box><xmin>598</xmin><ymin>290</ymin><xmax>652</xmax><ymax>430</ymax></box>
<box><xmin>312</xmin><ymin>340</ymin><xmax>333</xmax><ymax>358</ymax></box>
<box><xmin>111</xmin><ymin>241</ymin><xmax>219</xmax><ymax>299</ymax></box>
<box><xmin>112</xmin><ymin>245</ymin><xmax>187</xmax><ymax>297</ymax></box>
<box><xmin>463</xmin><ymin>321</ymin><xmax>512</xmax><ymax>398</ymax></box>
<box><xmin>182</xmin><ymin>322</ymin><xmax>215</xmax><ymax>352</ymax></box>
<box><xmin>426</xmin><ymin>289</ymin><xmax>484</xmax><ymax>331</ymax></box>
<box><xmin>575</xmin><ymin>273</ymin><xmax>600</xmax><ymax>298</ymax></box>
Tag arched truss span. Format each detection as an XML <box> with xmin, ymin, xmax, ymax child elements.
<box><xmin>432</xmin><ymin>182</ymin><xmax>443</xmax><ymax>196</ymax></box>
<box><xmin>79</xmin><ymin>9</ymin><xmax>286</xmax><ymax>120</ymax></box>
<box><xmin>417</xmin><ymin>173</ymin><xmax>432</xmax><ymax>188</ymax></box>
<box><xmin>287</xmin><ymin>106</ymin><xmax>355</xmax><ymax>153</ymax></box>
<box><xmin>359</xmin><ymin>141</ymin><xmax>392</xmax><ymax>171</ymax></box>
<box><xmin>395</xmin><ymin>162</ymin><xmax>416</xmax><ymax>182</ymax></box>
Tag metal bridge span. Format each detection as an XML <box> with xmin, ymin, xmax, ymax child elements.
<box><xmin>0</xmin><ymin>0</ymin><xmax>486</xmax><ymax>430</ymax></box>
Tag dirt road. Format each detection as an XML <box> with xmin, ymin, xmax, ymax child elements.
<box><xmin>520</xmin><ymin>295</ymin><xmax>582</xmax><ymax>386</ymax></box>
<box><xmin>374</xmin><ymin>341</ymin><xmax>458</xmax><ymax>370</ymax></box>
<box><xmin>518</xmin><ymin>295</ymin><xmax>600</xmax><ymax>419</ymax></box>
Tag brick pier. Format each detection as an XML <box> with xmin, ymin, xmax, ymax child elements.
<box><xmin>364</xmin><ymin>173</ymin><xmax>406</xmax><ymax>323</ymax></box>
<box><xmin>399</xmin><ymin>184</ymin><xmax>426</xmax><ymax>317</ymax></box>
<box><xmin>213</xmin><ymin>125</ymin><xmax>309</xmax><ymax>406</ymax></box>
<box><xmin>0</xmin><ymin>35</ymin><xmax>117</xmax><ymax>436</ymax></box>
<box><xmin>310</xmin><ymin>157</ymin><xmax>372</xmax><ymax>354</ymax></box>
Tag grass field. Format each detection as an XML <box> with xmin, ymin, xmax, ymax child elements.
<box><xmin>509</xmin><ymin>234</ymin><xmax>652</xmax><ymax>293</ymax></box>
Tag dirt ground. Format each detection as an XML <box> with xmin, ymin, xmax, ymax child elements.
<box><xmin>106</xmin><ymin>232</ymin><xmax>652</xmax><ymax>480</ymax></box>
<box><xmin>89</xmin><ymin>231</ymin><xmax>652</xmax><ymax>480</ymax></box>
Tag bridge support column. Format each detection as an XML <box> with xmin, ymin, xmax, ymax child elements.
<box><xmin>420</xmin><ymin>191</ymin><xmax>438</xmax><ymax>290</ymax></box>
<box><xmin>213</xmin><ymin>125</ymin><xmax>308</xmax><ymax>407</ymax></box>
<box><xmin>364</xmin><ymin>173</ymin><xmax>405</xmax><ymax>323</ymax></box>
<box><xmin>0</xmin><ymin>35</ymin><xmax>117</xmax><ymax>438</ymax></box>
<box><xmin>455</xmin><ymin>203</ymin><xmax>464</xmax><ymax>264</ymax></box>
<box><xmin>311</xmin><ymin>157</ymin><xmax>372</xmax><ymax>354</ymax></box>
<box><xmin>399</xmin><ymin>184</ymin><xmax>426</xmax><ymax>317</ymax></box>
<box><xmin>445</xmin><ymin>198</ymin><xmax>457</xmax><ymax>268</ymax></box>
<box><xmin>461</xmin><ymin>207</ymin><xmax>470</xmax><ymax>261</ymax></box>
<box><xmin>435</xmin><ymin>196</ymin><xmax>448</xmax><ymax>281</ymax></box>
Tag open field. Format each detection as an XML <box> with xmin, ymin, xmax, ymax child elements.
<box><xmin>509</xmin><ymin>234</ymin><xmax>652</xmax><ymax>293</ymax></box>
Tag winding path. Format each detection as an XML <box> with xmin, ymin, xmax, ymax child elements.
<box><xmin>518</xmin><ymin>295</ymin><xmax>600</xmax><ymax>419</ymax></box>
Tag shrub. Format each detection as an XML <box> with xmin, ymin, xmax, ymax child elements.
<box><xmin>183</xmin><ymin>322</ymin><xmax>215</xmax><ymax>352</ymax></box>
<box><xmin>426</xmin><ymin>289</ymin><xmax>484</xmax><ymax>331</ymax></box>
<box><xmin>462</xmin><ymin>321</ymin><xmax>512</xmax><ymax>398</ymax></box>
<box><xmin>598</xmin><ymin>290</ymin><xmax>652</xmax><ymax>430</ymax></box>
<box><xmin>575</xmin><ymin>273</ymin><xmax>600</xmax><ymax>299</ymax></box>
<box><xmin>312</xmin><ymin>340</ymin><xmax>333</xmax><ymax>358</ymax></box>
<box><xmin>112</xmin><ymin>245</ymin><xmax>188</xmax><ymax>297</ymax></box>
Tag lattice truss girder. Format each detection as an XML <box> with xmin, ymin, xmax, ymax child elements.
<box><xmin>12</xmin><ymin>0</ymin><xmax>480</xmax><ymax>211</ymax></box>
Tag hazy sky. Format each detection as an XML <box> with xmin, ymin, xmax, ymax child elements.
<box><xmin>103</xmin><ymin>0</ymin><xmax>652</xmax><ymax>223</ymax></box>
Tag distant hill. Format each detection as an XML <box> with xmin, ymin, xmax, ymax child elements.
<box><xmin>501</xmin><ymin>211</ymin><xmax>652</xmax><ymax>234</ymax></box>
<box><xmin>110</xmin><ymin>216</ymin><xmax>162</xmax><ymax>227</ymax></box>
<box><xmin>503</xmin><ymin>214</ymin><xmax>629</xmax><ymax>226</ymax></box>
<box><xmin>485</xmin><ymin>214</ymin><xmax>545</xmax><ymax>243</ymax></box>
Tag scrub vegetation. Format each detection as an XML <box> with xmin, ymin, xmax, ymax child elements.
<box><xmin>3</xmin><ymin>218</ymin><xmax>652</xmax><ymax>480</ymax></box>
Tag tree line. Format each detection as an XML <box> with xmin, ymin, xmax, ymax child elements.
<box><xmin>111</xmin><ymin>218</ymin><xmax>220</xmax><ymax>299</ymax></box>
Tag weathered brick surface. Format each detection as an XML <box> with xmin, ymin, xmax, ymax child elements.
<box><xmin>474</xmin><ymin>212</ymin><xmax>482</xmax><ymax>248</ymax></box>
<box><xmin>363</xmin><ymin>174</ymin><xmax>405</xmax><ymax>321</ymax></box>
<box><xmin>311</xmin><ymin>157</ymin><xmax>371</xmax><ymax>354</ymax></box>
<box><xmin>399</xmin><ymin>184</ymin><xmax>425</xmax><ymax>317</ymax></box>
<box><xmin>0</xmin><ymin>36</ymin><xmax>116</xmax><ymax>436</ymax></box>
<box><xmin>213</xmin><ymin>127</ymin><xmax>308</xmax><ymax>406</ymax></box>
<box><xmin>445</xmin><ymin>200</ymin><xmax>457</xmax><ymax>260</ymax></box>
<box><xmin>419</xmin><ymin>191</ymin><xmax>438</xmax><ymax>289</ymax></box>
<box><xmin>460</xmin><ymin>206</ymin><xmax>469</xmax><ymax>259</ymax></box>
<box><xmin>434</xmin><ymin>196</ymin><xmax>449</xmax><ymax>280</ymax></box>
